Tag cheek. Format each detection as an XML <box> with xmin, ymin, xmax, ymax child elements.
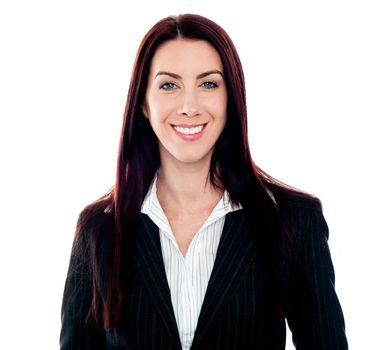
<box><xmin>207</xmin><ymin>95</ymin><xmax>227</xmax><ymax>121</ymax></box>
<box><xmin>149</xmin><ymin>100</ymin><xmax>174</xmax><ymax>122</ymax></box>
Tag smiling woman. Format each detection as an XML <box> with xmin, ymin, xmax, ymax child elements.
<box><xmin>141</xmin><ymin>39</ymin><xmax>228</xmax><ymax>257</ymax></box>
<box><xmin>60</xmin><ymin>14</ymin><xmax>348</xmax><ymax>350</ymax></box>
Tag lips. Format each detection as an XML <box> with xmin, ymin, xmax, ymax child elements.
<box><xmin>172</xmin><ymin>123</ymin><xmax>207</xmax><ymax>141</ymax></box>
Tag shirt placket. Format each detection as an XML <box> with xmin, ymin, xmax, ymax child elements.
<box><xmin>179</xmin><ymin>252</ymin><xmax>197</xmax><ymax>349</ymax></box>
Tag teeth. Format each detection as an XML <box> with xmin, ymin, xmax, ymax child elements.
<box><xmin>174</xmin><ymin>124</ymin><xmax>204</xmax><ymax>135</ymax></box>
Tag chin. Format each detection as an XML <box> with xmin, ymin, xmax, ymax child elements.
<box><xmin>176</xmin><ymin>155</ymin><xmax>206</xmax><ymax>164</ymax></box>
<box><xmin>170</xmin><ymin>151</ymin><xmax>211</xmax><ymax>164</ymax></box>
<box><xmin>159</xmin><ymin>143</ymin><xmax>213</xmax><ymax>166</ymax></box>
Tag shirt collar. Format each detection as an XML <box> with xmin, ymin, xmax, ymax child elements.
<box><xmin>140</xmin><ymin>171</ymin><xmax>243</xmax><ymax>240</ymax></box>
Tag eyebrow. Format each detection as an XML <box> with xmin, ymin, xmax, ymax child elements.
<box><xmin>154</xmin><ymin>70</ymin><xmax>224</xmax><ymax>80</ymax></box>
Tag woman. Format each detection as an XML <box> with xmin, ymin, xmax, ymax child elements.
<box><xmin>60</xmin><ymin>14</ymin><xmax>348</xmax><ymax>350</ymax></box>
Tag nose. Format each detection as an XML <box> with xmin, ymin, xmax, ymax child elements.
<box><xmin>177</xmin><ymin>88</ymin><xmax>200</xmax><ymax>117</ymax></box>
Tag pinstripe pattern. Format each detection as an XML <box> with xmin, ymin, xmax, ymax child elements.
<box><xmin>140</xmin><ymin>173</ymin><xmax>243</xmax><ymax>349</ymax></box>
<box><xmin>60</xmin><ymin>188</ymin><xmax>348</xmax><ymax>349</ymax></box>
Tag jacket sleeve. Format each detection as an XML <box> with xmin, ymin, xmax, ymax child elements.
<box><xmin>60</xmin><ymin>225</ymin><xmax>107</xmax><ymax>350</ymax></box>
<box><xmin>285</xmin><ymin>208</ymin><xmax>348</xmax><ymax>350</ymax></box>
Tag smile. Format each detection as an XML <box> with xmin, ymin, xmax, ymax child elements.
<box><xmin>173</xmin><ymin>124</ymin><xmax>205</xmax><ymax>135</ymax></box>
<box><xmin>172</xmin><ymin>123</ymin><xmax>207</xmax><ymax>141</ymax></box>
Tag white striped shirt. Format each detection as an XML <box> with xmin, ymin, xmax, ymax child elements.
<box><xmin>140</xmin><ymin>171</ymin><xmax>243</xmax><ymax>350</ymax></box>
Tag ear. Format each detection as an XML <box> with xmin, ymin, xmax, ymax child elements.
<box><xmin>141</xmin><ymin>104</ymin><xmax>149</xmax><ymax>119</ymax></box>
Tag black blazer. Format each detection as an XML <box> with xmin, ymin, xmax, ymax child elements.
<box><xmin>60</xmin><ymin>193</ymin><xmax>348</xmax><ymax>349</ymax></box>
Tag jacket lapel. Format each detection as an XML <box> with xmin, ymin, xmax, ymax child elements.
<box><xmin>133</xmin><ymin>210</ymin><xmax>257</xmax><ymax>350</ymax></box>
<box><xmin>191</xmin><ymin>209</ymin><xmax>257</xmax><ymax>349</ymax></box>
<box><xmin>133</xmin><ymin>214</ymin><xmax>181</xmax><ymax>350</ymax></box>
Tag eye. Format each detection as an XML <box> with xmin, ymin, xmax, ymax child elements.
<box><xmin>201</xmin><ymin>81</ymin><xmax>218</xmax><ymax>89</ymax></box>
<box><xmin>160</xmin><ymin>82</ymin><xmax>178</xmax><ymax>90</ymax></box>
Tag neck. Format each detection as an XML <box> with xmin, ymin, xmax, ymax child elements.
<box><xmin>156</xmin><ymin>160</ymin><xmax>223</xmax><ymax>210</ymax></box>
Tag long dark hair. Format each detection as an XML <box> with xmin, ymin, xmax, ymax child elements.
<box><xmin>76</xmin><ymin>14</ymin><xmax>321</xmax><ymax>330</ymax></box>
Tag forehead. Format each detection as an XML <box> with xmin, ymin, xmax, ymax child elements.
<box><xmin>149</xmin><ymin>39</ymin><xmax>223</xmax><ymax>75</ymax></box>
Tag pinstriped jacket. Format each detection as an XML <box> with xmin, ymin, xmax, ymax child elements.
<box><xmin>60</xmin><ymin>190</ymin><xmax>348</xmax><ymax>349</ymax></box>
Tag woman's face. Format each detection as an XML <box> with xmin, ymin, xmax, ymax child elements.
<box><xmin>142</xmin><ymin>38</ymin><xmax>227</xmax><ymax>167</ymax></box>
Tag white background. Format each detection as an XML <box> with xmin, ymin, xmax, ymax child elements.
<box><xmin>0</xmin><ymin>0</ymin><xmax>386</xmax><ymax>349</ymax></box>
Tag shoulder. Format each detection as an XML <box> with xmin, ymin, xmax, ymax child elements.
<box><xmin>267</xmin><ymin>182</ymin><xmax>322</xmax><ymax>212</ymax></box>
<box><xmin>74</xmin><ymin>202</ymin><xmax>114</xmax><ymax>251</ymax></box>
<box><xmin>266</xmin><ymin>182</ymin><xmax>329</xmax><ymax>240</ymax></box>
